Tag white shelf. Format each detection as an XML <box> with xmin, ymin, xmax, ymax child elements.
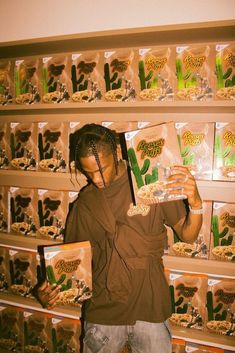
<box><xmin>0</xmin><ymin>232</ymin><xmax>60</xmax><ymax>250</ymax></box>
<box><xmin>0</xmin><ymin>292</ymin><xmax>81</xmax><ymax>319</ymax></box>
<box><xmin>163</xmin><ymin>255</ymin><xmax>234</xmax><ymax>278</ymax></box>
<box><xmin>0</xmin><ymin>101</ymin><xmax>234</xmax><ymax>120</ymax></box>
<box><xmin>0</xmin><ymin>170</ymin><xmax>234</xmax><ymax>203</ymax></box>
<box><xmin>0</xmin><ymin>232</ymin><xmax>233</xmax><ymax>278</ymax></box>
<box><xmin>0</xmin><ymin>292</ymin><xmax>234</xmax><ymax>351</ymax></box>
<box><xmin>172</xmin><ymin>326</ymin><xmax>235</xmax><ymax>351</ymax></box>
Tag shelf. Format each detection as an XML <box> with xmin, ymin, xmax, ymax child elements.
<box><xmin>172</xmin><ymin>325</ymin><xmax>235</xmax><ymax>351</ymax></box>
<box><xmin>0</xmin><ymin>292</ymin><xmax>81</xmax><ymax>319</ymax></box>
<box><xmin>163</xmin><ymin>255</ymin><xmax>234</xmax><ymax>278</ymax></box>
<box><xmin>0</xmin><ymin>232</ymin><xmax>60</xmax><ymax>251</ymax></box>
<box><xmin>0</xmin><ymin>20</ymin><xmax>234</xmax><ymax>58</ymax></box>
<box><xmin>0</xmin><ymin>169</ymin><xmax>87</xmax><ymax>191</ymax></box>
<box><xmin>0</xmin><ymin>293</ymin><xmax>234</xmax><ymax>351</ymax></box>
<box><xmin>0</xmin><ymin>170</ymin><xmax>234</xmax><ymax>202</ymax></box>
<box><xmin>0</xmin><ymin>100</ymin><xmax>234</xmax><ymax>118</ymax></box>
<box><xmin>0</xmin><ymin>232</ymin><xmax>233</xmax><ymax>278</ymax></box>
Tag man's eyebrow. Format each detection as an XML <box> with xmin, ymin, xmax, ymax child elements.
<box><xmin>83</xmin><ymin>166</ymin><xmax>105</xmax><ymax>173</ymax></box>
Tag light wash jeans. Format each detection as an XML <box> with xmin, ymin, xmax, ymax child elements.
<box><xmin>83</xmin><ymin>320</ymin><xmax>172</xmax><ymax>353</ymax></box>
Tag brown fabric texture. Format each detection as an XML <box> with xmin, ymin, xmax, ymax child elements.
<box><xmin>65</xmin><ymin>171</ymin><xmax>186</xmax><ymax>325</ymax></box>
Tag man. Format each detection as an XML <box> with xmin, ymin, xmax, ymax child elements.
<box><xmin>36</xmin><ymin>123</ymin><xmax>203</xmax><ymax>353</ymax></box>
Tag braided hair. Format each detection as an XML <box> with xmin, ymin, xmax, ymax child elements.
<box><xmin>70</xmin><ymin>124</ymin><xmax>119</xmax><ymax>185</ymax></box>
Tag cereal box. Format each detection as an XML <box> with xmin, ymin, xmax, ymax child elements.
<box><xmin>0</xmin><ymin>122</ymin><xmax>11</xmax><ymax>169</ymax></box>
<box><xmin>37</xmin><ymin>189</ymin><xmax>68</xmax><ymax>240</ymax></box>
<box><xmin>168</xmin><ymin>201</ymin><xmax>212</xmax><ymax>259</ymax></box>
<box><xmin>206</xmin><ymin>277</ymin><xmax>235</xmax><ymax>336</ymax></box>
<box><xmin>15</xmin><ymin>57</ymin><xmax>41</xmax><ymax>104</ymax></box>
<box><xmin>121</xmin><ymin>122</ymin><xmax>186</xmax><ymax>204</ymax></box>
<box><xmin>9</xmin><ymin>187</ymin><xmax>38</xmax><ymax>236</ymax></box>
<box><xmin>38</xmin><ymin>241</ymin><xmax>92</xmax><ymax>307</ymax></box>
<box><xmin>137</xmin><ymin>46</ymin><xmax>175</xmax><ymax>101</ymax></box>
<box><xmin>23</xmin><ymin>310</ymin><xmax>52</xmax><ymax>353</ymax></box>
<box><xmin>103</xmin><ymin>49</ymin><xmax>137</xmax><ymax>102</ymax></box>
<box><xmin>210</xmin><ymin>202</ymin><xmax>235</xmax><ymax>262</ymax></box>
<box><xmin>8</xmin><ymin>248</ymin><xmax>37</xmax><ymax>297</ymax></box>
<box><xmin>38</xmin><ymin>122</ymin><xmax>68</xmax><ymax>173</ymax></box>
<box><xmin>51</xmin><ymin>315</ymin><xmax>81</xmax><ymax>353</ymax></box>
<box><xmin>215</xmin><ymin>43</ymin><xmax>235</xmax><ymax>100</ymax></box>
<box><xmin>0</xmin><ymin>186</ymin><xmax>8</xmax><ymax>233</ymax></box>
<box><xmin>0</xmin><ymin>59</ymin><xmax>14</xmax><ymax>105</ymax></box>
<box><xmin>0</xmin><ymin>246</ymin><xmax>9</xmax><ymax>291</ymax></box>
<box><xmin>71</xmin><ymin>51</ymin><xmax>103</xmax><ymax>103</ymax></box>
<box><xmin>0</xmin><ymin>304</ymin><xmax>24</xmax><ymax>353</ymax></box>
<box><xmin>175</xmin><ymin>122</ymin><xmax>214</xmax><ymax>180</ymax></box>
<box><xmin>213</xmin><ymin>122</ymin><xmax>235</xmax><ymax>181</ymax></box>
<box><xmin>9</xmin><ymin>122</ymin><xmax>38</xmax><ymax>171</ymax></box>
<box><xmin>42</xmin><ymin>55</ymin><xmax>71</xmax><ymax>103</ymax></box>
<box><xmin>172</xmin><ymin>339</ymin><xmax>186</xmax><ymax>353</ymax></box>
<box><xmin>168</xmin><ymin>271</ymin><xmax>208</xmax><ymax>330</ymax></box>
<box><xmin>176</xmin><ymin>45</ymin><xmax>214</xmax><ymax>101</ymax></box>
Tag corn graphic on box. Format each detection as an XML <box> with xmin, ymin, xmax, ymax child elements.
<box><xmin>120</xmin><ymin>122</ymin><xmax>186</xmax><ymax>204</ymax></box>
<box><xmin>38</xmin><ymin>241</ymin><xmax>92</xmax><ymax>307</ymax></box>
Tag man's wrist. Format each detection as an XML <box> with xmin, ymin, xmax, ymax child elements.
<box><xmin>189</xmin><ymin>205</ymin><xmax>203</xmax><ymax>215</ymax></box>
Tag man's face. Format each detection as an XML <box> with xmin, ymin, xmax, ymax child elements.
<box><xmin>80</xmin><ymin>151</ymin><xmax>118</xmax><ymax>188</ymax></box>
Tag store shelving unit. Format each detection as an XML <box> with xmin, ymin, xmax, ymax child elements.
<box><xmin>0</xmin><ymin>20</ymin><xmax>235</xmax><ymax>351</ymax></box>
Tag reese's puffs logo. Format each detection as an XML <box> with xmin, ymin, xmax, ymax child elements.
<box><xmin>220</xmin><ymin>211</ymin><xmax>235</xmax><ymax>228</ymax></box>
<box><xmin>182</xmin><ymin>131</ymin><xmax>205</xmax><ymax>146</ymax></box>
<box><xmin>223</xmin><ymin>131</ymin><xmax>235</xmax><ymax>147</ymax></box>
<box><xmin>137</xmin><ymin>138</ymin><xmax>165</xmax><ymax>159</ymax></box>
<box><xmin>55</xmin><ymin>258</ymin><xmax>81</xmax><ymax>274</ymax></box>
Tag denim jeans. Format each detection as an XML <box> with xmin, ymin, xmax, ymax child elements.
<box><xmin>83</xmin><ymin>320</ymin><xmax>172</xmax><ymax>353</ymax></box>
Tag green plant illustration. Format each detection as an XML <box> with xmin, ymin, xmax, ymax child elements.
<box><xmin>214</xmin><ymin>133</ymin><xmax>235</xmax><ymax>169</ymax></box>
<box><xmin>46</xmin><ymin>265</ymin><xmax>72</xmax><ymax>291</ymax></box>
<box><xmin>104</xmin><ymin>63</ymin><xmax>122</xmax><ymax>91</ymax></box>
<box><xmin>169</xmin><ymin>284</ymin><xmax>188</xmax><ymax>314</ymax></box>
<box><xmin>206</xmin><ymin>291</ymin><xmax>225</xmax><ymax>321</ymax></box>
<box><xmin>138</xmin><ymin>60</ymin><xmax>158</xmax><ymax>90</ymax></box>
<box><xmin>176</xmin><ymin>58</ymin><xmax>195</xmax><ymax>90</ymax></box>
<box><xmin>38</xmin><ymin>198</ymin><xmax>61</xmax><ymax>227</ymax></box>
<box><xmin>52</xmin><ymin>327</ymin><xmax>72</xmax><ymax>353</ymax></box>
<box><xmin>10</xmin><ymin>194</ymin><xmax>31</xmax><ymax>223</ymax></box>
<box><xmin>215</xmin><ymin>54</ymin><xmax>234</xmax><ymax>89</ymax></box>
<box><xmin>177</xmin><ymin>134</ymin><xmax>196</xmax><ymax>166</ymax></box>
<box><xmin>214</xmin><ymin>134</ymin><xmax>231</xmax><ymax>159</ymax></box>
<box><xmin>212</xmin><ymin>214</ymin><xmax>230</xmax><ymax>247</ymax></box>
<box><xmin>24</xmin><ymin>320</ymin><xmax>49</xmax><ymax>352</ymax></box>
<box><xmin>71</xmin><ymin>64</ymin><xmax>88</xmax><ymax>93</ymax></box>
<box><xmin>127</xmin><ymin>147</ymin><xmax>158</xmax><ymax>188</ymax></box>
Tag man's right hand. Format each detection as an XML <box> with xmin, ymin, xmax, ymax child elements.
<box><xmin>34</xmin><ymin>281</ymin><xmax>61</xmax><ymax>310</ymax></box>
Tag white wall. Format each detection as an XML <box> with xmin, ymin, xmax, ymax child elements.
<box><xmin>0</xmin><ymin>0</ymin><xmax>234</xmax><ymax>43</ymax></box>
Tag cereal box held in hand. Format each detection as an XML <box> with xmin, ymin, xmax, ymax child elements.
<box><xmin>38</xmin><ymin>241</ymin><xmax>92</xmax><ymax>307</ymax></box>
<box><xmin>120</xmin><ymin>122</ymin><xmax>186</xmax><ymax>204</ymax></box>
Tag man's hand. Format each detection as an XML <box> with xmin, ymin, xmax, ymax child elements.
<box><xmin>167</xmin><ymin>165</ymin><xmax>202</xmax><ymax>210</ymax></box>
<box><xmin>34</xmin><ymin>281</ymin><xmax>61</xmax><ymax>310</ymax></box>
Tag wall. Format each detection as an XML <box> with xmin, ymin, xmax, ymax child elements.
<box><xmin>0</xmin><ymin>0</ymin><xmax>235</xmax><ymax>43</ymax></box>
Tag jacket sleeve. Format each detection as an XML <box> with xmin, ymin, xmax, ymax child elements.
<box><xmin>160</xmin><ymin>199</ymin><xmax>187</xmax><ymax>228</ymax></box>
<box><xmin>64</xmin><ymin>198</ymin><xmax>93</xmax><ymax>243</ymax></box>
